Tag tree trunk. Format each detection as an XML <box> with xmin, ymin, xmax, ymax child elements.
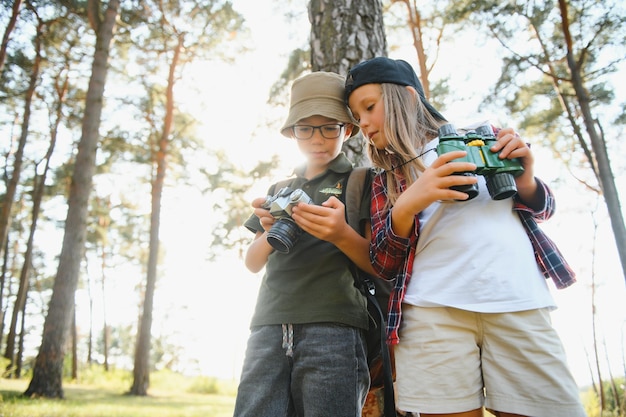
<box><xmin>558</xmin><ymin>0</ymin><xmax>626</xmax><ymax>283</ymax></box>
<box><xmin>309</xmin><ymin>0</ymin><xmax>387</xmax><ymax>167</ymax></box>
<box><xmin>309</xmin><ymin>0</ymin><xmax>387</xmax><ymax>74</ymax></box>
<box><xmin>4</xmin><ymin>62</ymin><xmax>61</xmax><ymax>375</ymax></box>
<box><xmin>2</xmin><ymin>17</ymin><xmax>44</xmax><ymax>376</ymax></box>
<box><xmin>309</xmin><ymin>2</ymin><xmax>393</xmax><ymax>416</ymax></box>
<box><xmin>101</xmin><ymin>241</ymin><xmax>110</xmax><ymax>371</ymax></box>
<box><xmin>392</xmin><ymin>0</ymin><xmax>443</xmax><ymax>100</ymax></box>
<box><xmin>71</xmin><ymin>309</ymin><xmax>78</xmax><ymax>380</ymax></box>
<box><xmin>0</xmin><ymin>239</ymin><xmax>9</xmax><ymax>343</ymax></box>
<box><xmin>129</xmin><ymin>32</ymin><xmax>183</xmax><ymax>397</ymax></box>
<box><xmin>24</xmin><ymin>0</ymin><xmax>120</xmax><ymax>399</ymax></box>
<box><xmin>3</xmin><ymin>157</ymin><xmax>54</xmax><ymax>377</ymax></box>
<box><xmin>16</xmin><ymin>298</ymin><xmax>26</xmax><ymax>377</ymax></box>
<box><xmin>0</xmin><ymin>8</ymin><xmax>41</xmax><ymax>267</ymax></box>
<box><xmin>0</xmin><ymin>0</ymin><xmax>22</xmax><ymax>73</ymax></box>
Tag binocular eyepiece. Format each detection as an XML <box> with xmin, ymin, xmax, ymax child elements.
<box><xmin>436</xmin><ymin>124</ymin><xmax>524</xmax><ymax>201</ymax></box>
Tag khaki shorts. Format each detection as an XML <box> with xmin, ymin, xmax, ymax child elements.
<box><xmin>395</xmin><ymin>305</ymin><xmax>587</xmax><ymax>417</ymax></box>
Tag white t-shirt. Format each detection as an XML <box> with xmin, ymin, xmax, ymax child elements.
<box><xmin>403</xmin><ymin>138</ymin><xmax>556</xmax><ymax>312</ymax></box>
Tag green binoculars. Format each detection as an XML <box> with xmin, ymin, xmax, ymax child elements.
<box><xmin>436</xmin><ymin>124</ymin><xmax>524</xmax><ymax>200</ymax></box>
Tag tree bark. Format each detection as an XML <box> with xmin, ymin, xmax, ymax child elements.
<box><xmin>309</xmin><ymin>0</ymin><xmax>387</xmax><ymax>167</ymax></box>
<box><xmin>309</xmin><ymin>0</ymin><xmax>387</xmax><ymax>74</ymax></box>
<box><xmin>24</xmin><ymin>0</ymin><xmax>120</xmax><ymax>399</ymax></box>
<box><xmin>129</xmin><ymin>31</ymin><xmax>183</xmax><ymax>397</ymax></box>
<box><xmin>0</xmin><ymin>2</ymin><xmax>38</xmax><ymax>269</ymax></box>
<box><xmin>0</xmin><ymin>0</ymin><xmax>22</xmax><ymax>73</ymax></box>
<box><xmin>309</xmin><ymin>2</ymin><xmax>393</xmax><ymax>416</ymax></box>
<box><xmin>558</xmin><ymin>0</ymin><xmax>626</xmax><ymax>282</ymax></box>
<box><xmin>2</xmin><ymin>16</ymin><xmax>45</xmax><ymax>376</ymax></box>
<box><xmin>392</xmin><ymin>0</ymin><xmax>444</xmax><ymax>100</ymax></box>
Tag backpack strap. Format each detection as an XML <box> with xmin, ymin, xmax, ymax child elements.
<box><xmin>346</xmin><ymin>167</ymin><xmax>396</xmax><ymax>417</ymax></box>
<box><xmin>345</xmin><ymin>166</ymin><xmax>370</xmax><ymax>233</ymax></box>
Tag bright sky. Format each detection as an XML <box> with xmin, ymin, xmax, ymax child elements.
<box><xmin>73</xmin><ymin>0</ymin><xmax>625</xmax><ymax>388</ymax></box>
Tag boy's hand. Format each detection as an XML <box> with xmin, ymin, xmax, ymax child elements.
<box><xmin>292</xmin><ymin>195</ymin><xmax>375</xmax><ymax>274</ymax></box>
<box><xmin>290</xmin><ymin>196</ymin><xmax>348</xmax><ymax>243</ymax></box>
<box><xmin>251</xmin><ymin>197</ymin><xmax>276</xmax><ymax>232</ymax></box>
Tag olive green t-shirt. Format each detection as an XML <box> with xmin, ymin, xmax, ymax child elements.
<box><xmin>244</xmin><ymin>153</ymin><xmax>369</xmax><ymax>330</ymax></box>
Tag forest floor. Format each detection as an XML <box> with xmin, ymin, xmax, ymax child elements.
<box><xmin>0</xmin><ymin>377</ymin><xmax>236</xmax><ymax>417</ymax></box>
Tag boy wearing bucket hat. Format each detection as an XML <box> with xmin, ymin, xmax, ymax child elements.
<box><xmin>345</xmin><ymin>57</ymin><xmax>586</xmax><ymax>417</ymax></box>
<box><xmin>234</xmin><ymin>71</ymin><xmax>373</xmax><ymax>417</ymax></box>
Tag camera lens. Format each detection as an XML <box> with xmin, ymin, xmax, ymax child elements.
<box><xmin>267</xmin><ymin>218</ymin><xmax>303</xmax><ymax>254</ymax></box>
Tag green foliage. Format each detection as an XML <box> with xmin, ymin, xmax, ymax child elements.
<box><xmin>0</xmin><ymin>356</ymin><xmax>12</xmax><ymax>378</ymax></box>
<box><xmin>582</xmin><ymin>388</ymin><xmax>602</xmax><ymax>417</ymax></box>
<box><xmin>74</xmin><ymin>364</ymin><xmax>133</xmax><ymax>390</ymax></box>
<box><xmin>268</xmin><ymin>48</ymin><xmax>310</xmax><ymax>106</ymax></box>
<box><xmin>580</xmin><ymin>379</ymin><xmax>626</xmax><ymax>417</ymax></box>
<box><xmin>201</xmin><ymin>152</ymin><xmax>283</xmax><ymax>260</ymax></box>
<box><xmin>438</xmin><ymin>0</ymin><xmax>626</xmax><ymax>201</ymax></box>
<box><xmin>616</xmin><ymin>104</ymin><xmax>626</xmax><ymax>125</ymax></box>
<box><xmin>186</xmin><ymin>376</ymin><xmax>220</xmax><ymax>395</ymax></box>
<box><xmin>602</xmin><ymin>377</ymin><xmax>626</xmax><ymax>416</ymax></box>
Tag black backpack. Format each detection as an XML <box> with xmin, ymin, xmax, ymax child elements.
<box><xmin>344</xmin><ymin>167</ymin><xmax>396</xmax><ymax>417</ymax></box>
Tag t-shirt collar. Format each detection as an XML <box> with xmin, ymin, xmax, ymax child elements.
<box><xmin>293</xmin><ymin>152</ymin><xmax>353</xmax><ymax>178</ymax></box>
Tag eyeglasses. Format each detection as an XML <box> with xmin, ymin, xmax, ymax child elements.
<box><xmin>292</xmin><ymin>123</ymin><xmax>345</xmax><ymax>140</ymax></box>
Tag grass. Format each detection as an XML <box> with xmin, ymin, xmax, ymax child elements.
<box><xmin>1</xmin><ymin>372</ymin><xmax>617</xmax><ymax>417</ymax></box>
<box><xmin>0</xmin><ymin>376</ymin><xmax>237</xmax><ymax>417</ymax></box>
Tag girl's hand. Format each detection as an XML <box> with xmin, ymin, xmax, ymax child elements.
<box><xmin>401</xmin><ymin>150</ymin><xmax>478</xmax><ymax>209</ymax></box>
<box><xmin>390</xmin><ymin>151</ymin><xmax>478</xmax><ymax>237</ymax></box>
<box><xmin>491</xmin><ymin>127</ymin><xmax>540</xmax><ymax>207</ymax></box>
<box><xmin>490</xmin><ymin>127</ymin><xmax>534</xmax><ymax>173</ymax></box>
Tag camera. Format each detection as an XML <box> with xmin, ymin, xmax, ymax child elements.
<box><xmin>261</xmin><ymin>187</ymin><xmax>313</xmax><ymax>253</ymax></box>
<box><xmin>436</xmin><ymin>123</ymin><xmax>525</xmax><ymax>200</ymax></box>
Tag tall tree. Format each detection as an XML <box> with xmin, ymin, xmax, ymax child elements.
<box><xmin>310</xmin><ymin>1</ymin><xmax>391</xmax><ymax>415</ymax></box>
<box><xmin>446</xmin><ymin>0</ymin><xmax>626</xmax><ymax>282</ymax></box>
<box><xmin>2</xmin><ymin>1</ymin><xmax>73</xmax><ymax>378</ymax></box>
<box><xmin>0</xmin><ymin>0</ymin><xmax>22</xmax><ymax>77</ymax></box>
<box><xmin>125</xmin><ymin>0</ymin><xmax>244</xmax><ymax>396</ymax></box>
<box><xmin>24</xmin><ymin>0</ymin><xmax>120</xmax><ymax>399</ymax></box>
<box><xmin>557</xmin><ymin>0</ymin><xmax>626</xmax><ymax>282</ymax></box>
<box><xmin>0</xmin><ymin>0</ymin><xmax>36</xmax><ymax>278</ymax></box>
<box><xmin>129</xmin><ymin>31</ymin><xmax>184</xmax><ymax>396</ymax></box>
<box><xmin>309</xmin><ymin>0</ymin><xmax>387</xmax><ymax>74</ymax></box>
<box><xmin>2</xmin><ymin>3</ymin><xmax>45</xmax><ymax>377</ymax></box>
<box><xmin>387</xmin><ymin>0</ymin><xmax>446</xmax><ymax>101</ymax></box>
<box><xmin>309</xmin><ymin>0</ymin><xmax>387</xmax><ymax>166</ymax></box>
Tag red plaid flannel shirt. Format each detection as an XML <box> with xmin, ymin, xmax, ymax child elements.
<box><xmin>370</xmin><ymin>172</ymin><xmax>576</xmax><ymax>345</ymax></box>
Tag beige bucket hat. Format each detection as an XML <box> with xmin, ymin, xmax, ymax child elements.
<box><xmin>280</xmin><ymin>71</ymin><xmax>359</xmax><ymax>138</ymax></box>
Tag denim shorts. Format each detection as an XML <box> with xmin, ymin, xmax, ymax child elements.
<box><xmin>233</xmin><ymin>323</ymin><xmax>369</xmax><ymax>417</ymax></box>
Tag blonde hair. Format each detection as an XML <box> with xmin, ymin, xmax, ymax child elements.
<box><xmin>368</xmin><ymin>83</ymin><xmax>446</xmax><ymax>205</ymax></box>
